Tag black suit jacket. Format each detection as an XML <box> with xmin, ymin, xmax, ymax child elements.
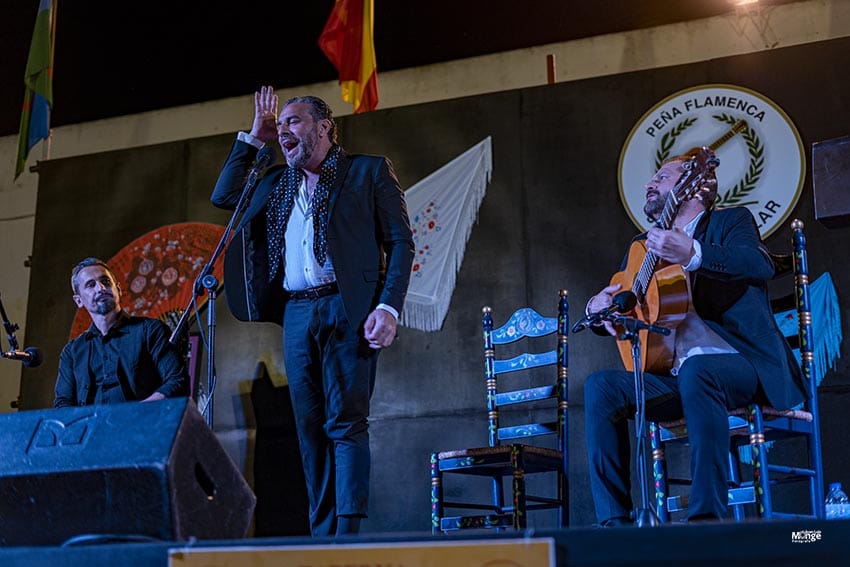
<box><xmin>211</xmin><ymin>139</ymin><xmax>415</xmax><ymax>330</ymax></box>
<box><xmin>616</xmin><ymin>207</ymin><xmax>805</xmax><ymax>410</ymax></box>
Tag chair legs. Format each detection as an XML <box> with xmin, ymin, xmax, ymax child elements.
<box><xmin>649</xmin><ymin>422</ymin><xmax>669</xmax><ymax>523</ymax></box>
<box><xmin>653</xmin><ymin>423</ymin><xmax>766</xmax><ymax>521</ymax></box>
<box><xmin>745</xmin><ymin>404</ymin><xmax>773</xmax><ymax>519</ymax></box>
<box><xmin>654</xmin><ymin>403</ymin><xmax>825</xmax><ymax>522</ymax></box>
<box><xmin>559</xmin><ymin>458</ymin><xmax>570</xmax><ymax>527</ymax></box>
<box><xmin>431</xmin><ymin>445</ymin><xmax>566</xmax><ymax>533</ymax></box>
<box><xmin>510</xmin><ymin>446</ymin><xmax>527</xmax><ymax>530</ymax></box>
<box><xmin>727</xmin><ymin>448</ymin><xmax>746</xmax><ymax>521</ymax></box>
<box><xmin>430</xmin><ymin>452</ymin><xmax>443</xmax><ymax>535</ymax></box>
<box><xmin>430</xmin><ymin>448</ymin><xmax>526</xmax><ymax>533</ymax></box>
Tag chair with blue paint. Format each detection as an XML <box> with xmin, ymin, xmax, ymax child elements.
<box><xmin>430</xmin><ymin>290</ymin><xmax>569</xmax><ymax>532</ymax></box>
<box><xmin>651</xmin><ymin>219</ymin><xmax>841</xmax><ymax>521</ymax></box>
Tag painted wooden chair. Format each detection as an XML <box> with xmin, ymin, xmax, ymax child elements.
<box><xmin>430</xmin><ymin>290</ymin><xmax>569</xmax><ymax>532</ymax></box>
<box><xmin>651</xmin><ymin>219</ymin><xmax>838</xmax><ymax>521</ymax></box>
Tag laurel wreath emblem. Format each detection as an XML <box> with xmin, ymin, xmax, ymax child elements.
<box><xmin>652</xmin><ymin>113</ymin><xmax>763</xmax><ymax>207</ymax></box>
<box><xmin>654</xmin><ymin>117</ymin><xmax>698</xmax><ymax>170</ymax></box>
<box><xmin>712</xmin><ymin>113</ymin><xmax>763</xmax><ymax>207</ymax></box>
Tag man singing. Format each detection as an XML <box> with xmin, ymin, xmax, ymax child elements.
<box><xmin>211</xmin><ymin>86</ymin><xmax>414</xmax><ymax>536</ymax></box>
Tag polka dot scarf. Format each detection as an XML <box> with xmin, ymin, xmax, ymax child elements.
<box><xmin>266</xmin><ymin>145</ymin><xmax>341</xmax><ymax>279</ymax></box>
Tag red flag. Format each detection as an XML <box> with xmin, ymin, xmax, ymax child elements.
<box><xmin>318</xmin><ymin>0</ymin><xmax>378</xmax><ymax>114</ymax></box>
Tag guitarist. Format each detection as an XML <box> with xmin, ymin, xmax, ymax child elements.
<box><xmin>583</xmin><ymin>149</ymin><xmax>806</xmax><ymax>526</ymax></box>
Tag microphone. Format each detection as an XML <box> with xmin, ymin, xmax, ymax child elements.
<box><xmin>251</xmin><ymin>146</ymin><xmax>276</xmax><ymax>176</ymax></box>
<box><xmin>1</xmin><ymin>346</ymin><xmax>44</xmax><ymax>368</ymax></box>
<box><xmin>242</xmin><ymin>145</ymin><xmax>276</xmax><ymax>195</ymax></box>
<box><xmin>571</xmin><ymin>291</ymin><xmax>637</xmax><ymax>333</ymax></box>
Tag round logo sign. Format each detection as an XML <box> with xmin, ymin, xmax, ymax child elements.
<box><xmin>618</xmin><ymin>84</ymin><xmax>805</xmax><ymax>237</ymax></box>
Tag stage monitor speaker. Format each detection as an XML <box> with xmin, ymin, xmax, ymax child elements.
<box><xmin>812</xmin><ymin>134</ymin><xmax>850</xmax><ymax>228</ymax></box>
<box><xmin>0</xmin><ymin>398</ymin><xmax>256</xmax><ymax>546</ymax></box>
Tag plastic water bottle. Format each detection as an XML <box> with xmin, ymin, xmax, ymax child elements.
<box><xmin>825</xmin><ymin>482</ymin><xmax>850</xmax><ymax>519</ymax></box>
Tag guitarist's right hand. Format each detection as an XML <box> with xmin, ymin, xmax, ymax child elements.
<box><xmin>587</xmin><ymin>283</ymin><xmax>622</xmax><ymax>336</ymax></box>
<box><xmin>647</xmin><ymin>226</ymin><xmax>696</xmax><ymax>266</ymax></box>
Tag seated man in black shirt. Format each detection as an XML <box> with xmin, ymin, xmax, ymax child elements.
<box><xmin>54</xmin><ymin>257</ymin><xmax>189</xmax><ymax>407</ymax></box>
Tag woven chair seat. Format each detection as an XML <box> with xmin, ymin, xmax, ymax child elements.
<box><xmin>658</xmin><ymin>405</ymin><xmax>813</xmax><ymax>432</ymax></box>
<box><xmin>437</xmin><ymin>444</ymin><xmax>561</xmax><ymax>460</ymax></box>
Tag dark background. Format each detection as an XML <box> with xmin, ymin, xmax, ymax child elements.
<box><xmin>1</xmin><ymin>0</ymin><xmax>804</xmax><ymax>136</ymax></box>
<box><xmin>20</xmin><ymin>36</ymin><xmax>850</xmax><ymax>531</ymax></box>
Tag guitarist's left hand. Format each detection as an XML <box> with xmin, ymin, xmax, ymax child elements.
<box><xmin>647</xmin><ymin>226</ymin><xmax>695</xmax><ymax>266</ymax></box>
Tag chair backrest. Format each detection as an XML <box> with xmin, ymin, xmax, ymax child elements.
<box><xmin>482</xmin><ymin>290</ymin><xmax>568</xmax><ymax>451</ymax></box>
<box><xmin>740</xmin><ymin>221</ymin><xmax>826</xmax><ymax>471</ymax></box>
<box><xmin>771</xmin><ymin>220</ymin><xmax>841</xmax><ymax>404</ymax></box>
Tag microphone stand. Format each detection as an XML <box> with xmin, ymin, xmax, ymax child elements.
<box><xmin>0</xmin><ymin>291</ymin><xmax>21</xmax><ymax>359</ymax></box>
<box><xmin>0</xmin><ymin>292</ymin><xmax>20</xmax><ymax>368</ymax></box>
<box><xmin>609</xmin><ymin>313</ymin><xmax>671</xmax><ymax>528</ymax></box>
<box><xmin>168</xmin><ymin>161</ymin><xmax>267</xmax><ymax>428</ymax></box>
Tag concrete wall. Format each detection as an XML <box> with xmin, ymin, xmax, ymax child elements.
<box><xmin>1</xmin><ymin>0</ymin><xmax>849</xmax><ymax>532</ymax></box>
<box><xmin>4</xmin><ymin>0</ymin><xmax>848</xmax><ymax>411</ymax></box>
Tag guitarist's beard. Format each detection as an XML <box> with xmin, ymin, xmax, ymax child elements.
<box><xmin>644</xmin><ymin>194</ymin><xmax>664</xmax><ymax>223</ymax></box>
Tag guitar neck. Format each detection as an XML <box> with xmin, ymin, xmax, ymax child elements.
<box><xmin>634</xmin><ymin>244</ymin><xmax>661</xmax><ymax>298</ymax></box>
<box><xmin>633</xmin><ymin>191</ymin><xmax>680</xmax><ymax>296</ymax></box>
<box><xmin>633</xmin><ymin>130</ymin><xmax>741</xmax><ymax>298</ymax></box>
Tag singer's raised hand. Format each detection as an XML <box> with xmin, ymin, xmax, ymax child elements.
<box><xmin>249</xmin><ymin>85</ymin><xmax>279</xmax><ymax>144</ymax></box>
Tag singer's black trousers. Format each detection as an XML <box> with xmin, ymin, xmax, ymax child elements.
<box><xmin>283</xmin><ymin>292</ymin><xmax>378</xmax><ymax>537</ymax></box>
<box><xmin>584</xmin><ymin>353</ymin><xmax>759</xmax><ymax>524</ymax></box>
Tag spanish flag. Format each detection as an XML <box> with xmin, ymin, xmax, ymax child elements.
<box><xmin>16</xmin><ymin>0</ymin><xmax>56</xmax><ymax>179</ymax></box>
<box><xmin>318</xmin><ymin>0</ymin><xmax>378</xmax><ymax>114</ymax></box>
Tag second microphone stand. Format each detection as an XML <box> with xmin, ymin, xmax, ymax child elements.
<box><xmin>168</xmin><ymin>150</ymin><xmax>272</xmax><ymax>427</ymax></box>
<box><xmin>0</xmin><ymin>291</ymin><xmax>21</xmax><ymax>357</ymax></box>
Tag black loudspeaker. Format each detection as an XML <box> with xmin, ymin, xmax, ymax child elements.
<box><xmin>812</xmin><ymin>134</ymin><xmax>850</xmax><ymax>228</ymax></box>
<box><xmin>0</xmin><ymin>398</ymin><xmax>256</xmax><ymax>546</ymax></box>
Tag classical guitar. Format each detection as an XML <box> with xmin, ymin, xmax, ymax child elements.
<box><xmin>609</xmin><ymin>146</ymin><xmax>722</xmax><ymax>374</ymax></box>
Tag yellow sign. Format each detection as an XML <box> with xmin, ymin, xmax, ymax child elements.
<box><xmin>169</xmin><ymin>538</ymin><xmax>554</xmax><ymax>567</ymax></box>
